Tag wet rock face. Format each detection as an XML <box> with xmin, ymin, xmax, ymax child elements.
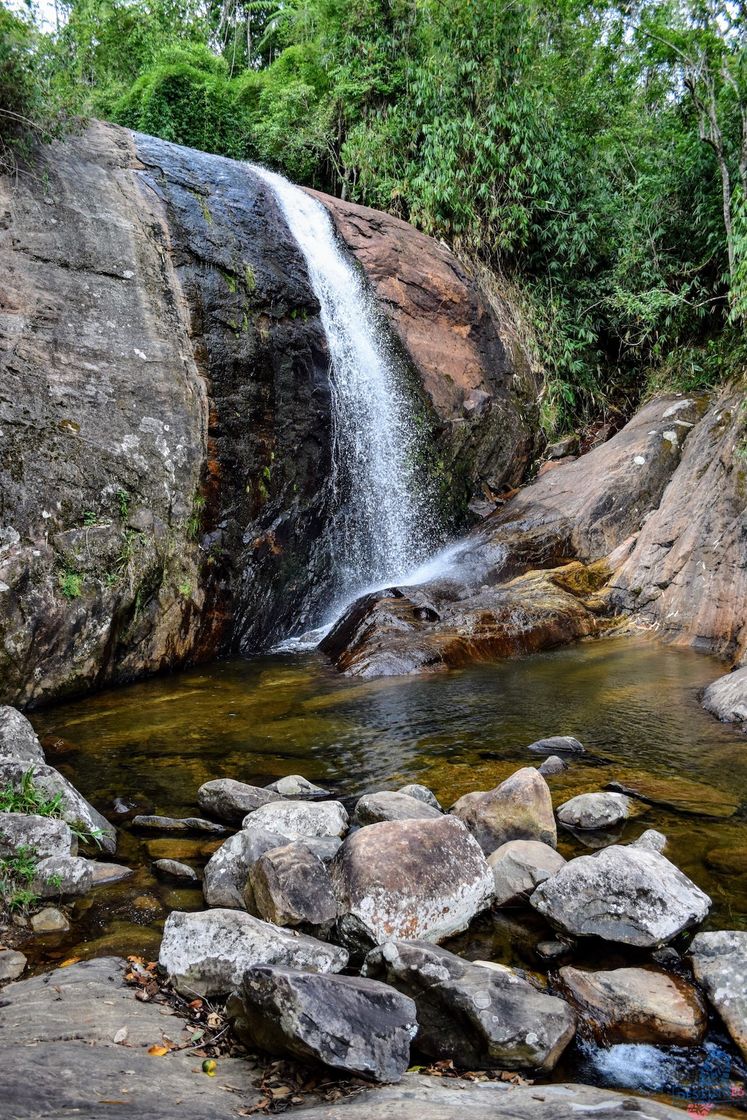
<box><xmin>363</xmin><ymin>941</ymin><xmax>576</xmax><ymax>1072</ymax></box>
<box><xmin>313</xmin><ymin>192</ymin><xmax>540</xmax><ymax>507</ymax></box>
<box><xmin>531</xmin><ymin>845</ymin><xmax>711</xmax><ymax>947</ymax></box>
<box><xmin>689</xmin><ymin>930</ymin><xmax>747</xmax><ymax>1061</ymax></box>
<box><xmin>234</xmin><ymin>964</ymin><xmax>417</xmax><ymax>1083</ymax></box>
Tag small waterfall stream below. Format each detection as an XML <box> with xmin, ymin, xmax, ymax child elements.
<box><xmin>251</xmin><ymin>165</ymin><xmax>442</xmax><ymax>637</ymax></box>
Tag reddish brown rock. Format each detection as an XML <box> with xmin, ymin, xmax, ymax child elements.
<box><xmin>452</xmin><ymin>767</ymin><xmax>557</xmax><ymax>855</ymax></box>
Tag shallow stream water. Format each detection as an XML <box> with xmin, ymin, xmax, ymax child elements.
<box><xmin>28</xmin><ymin>634</ymin><xmax>747</xmax><ymax>1109</ymax></box>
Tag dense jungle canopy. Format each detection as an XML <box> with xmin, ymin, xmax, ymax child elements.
<box><xmin>2</xmin><ymin>0</ymin><xmax>745</xmax><ymax>432</ymax></box>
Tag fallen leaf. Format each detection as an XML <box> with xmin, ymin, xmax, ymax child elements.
<box><xmin>58</xmin><ymin>957</ymin><xmax>81</xmax><ymax>969</ymax></box>
<box><xmin>148</xmin><ymin>1044</ymin><xmax>169</xmax><ymax>1056</ymax></box>
<box><xmin>113</xmin><ymin>1027</ymin><xmax>128</xmax><ymax>1045</ymax></box>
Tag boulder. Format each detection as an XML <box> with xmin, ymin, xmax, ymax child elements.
<box><xmin>538</xmin><ymin>755</ymin><xmax>568</xmax><ymax>776</ymax></box>
<box><xmin>527</xmin><ymin>736</ymin><xmax>584</xmax><ymax>754</ymax></box>
<box><xmin>30</xmin><ymin>907</ymin><xmax>70</xmax><ymax>933</ymax></box>
<box><xmin>531</xmin><ymin>845</ymin><xmax>711</xmax><ymax>947</ymax></box>
<box><xmin>330</xmin><ymin>816</ymin><xmax>493</xmax><ymax>951</ymax></box>
<box><xmin>265</xmin><ymin>774</ymin><xmax>329</xmax><ymax>799</ymax></box>
<box><xmin>363</xmin><ymin>941</ymin><xmax>576</xmax><ymax>1072</ymax></box>
<box><xmin>32</xmin><ymin>855</ymin><xmax>94</xmax><ymax>898</ymax></box>
<box><xmin>90</xmin><ymin>861</ymin><xmax>135</xmax><ymax>885</ymax></box>
<box><xmin>689</xmin><ymin>930</ymin><xmax>747</xmax><ymax>1061</ymax></box>
<box><xmin>451</xmin><ymin>767</ymin><xmax>556</xmax><ymax>854</ymax></box>
<box><xmin>702</xmin><ymin>668</ymin><xmax>747</xmax><ymax>727</ymax></box>
<box><xmin>354</xmin><ymin>791</ymin><xmax>442</xmax><ymax>826</ymax></box>
<box><xmin>556</xmin><ymin>965</ymin><xmax>706</xmax><ymax>1045</ymax></box>
<box><xmin>0</xmin><ymin>759</ymin><xmax>115</xmax><ymax>853</ymax></box>
<box><xmin>630</xmin><ymin>829</ymin><xmax>667</xmax><ymax>853</ymax></box>
<box><xmin>159</xmin><ymin>909</ymin><xmax>348</xmax><ymax>997</ymax></box>
<box><xmin>398</xmin><ymin>783</ymin><xmax>442</xmax><ymax>810</ymax></box>
<box><xmin>234</xmin><ymin>965</ymin><xmax>417</xmax><ymax>1083</ymax></box>
<box><xmin>197</xmin><ymin>779</ymin><xmax>282</xmax><ymax>824</ymax></box>
<box><xmin>300</xmin><ymin>836</ymin><xmax>342</xmax><ymax>863</ymax></box>
<box><xmin>0</xmin><ymin>812</ymin><xmax>76</xmax><ymax>859</ymax></box>
<box><xmin>202</xmin><ymin>827</ymin><xmax>288</xmax><ymax>910</ymax></box>
<box><xmin>556</xmin><ymin>792</ymin><xmax>633</xmax><ymax>831</ymax></box>
<box><xmin>242</xmin><ymin>800</ymin><xmax>348</xmax><ymax>841</ymax></box>
<box><xmin>488</xmin><ymin>839</ymin><xmax>566</xmax><ymax>906</ymax></box>
<box><xmin>0</xmin><ymin>707</ymin><xmax>45</xmax><ymax>765</ymax></box>
<box><xmin>0</xmin><ymin>947</ymin><xmax>27</xmax><ymax>981</ymax></box>
<box><xmin>249</xmin><ymin>842</ymin><xmax>337</xmax><ymax>931</ymax></box>
<box><xmin>153</xmin><ymin>859</ymin><xmax>200</xmax><ymax>883</ymax></box>
<box><xmin>132</xmin><ymin>814</ymin><xmax>230</xmax><ymax>835</ymax></box>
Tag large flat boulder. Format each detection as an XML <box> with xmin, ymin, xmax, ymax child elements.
<box><xmin>451</xmin><ymin>767</ymin><xmax>556</xmax><ymax>854</ymax></box>
<box><xmin>331</xmin><ymin>816</ymin><xmax>493</xmax><ymax>951</ymax></box>
<box><xmin>233</xmin><ymin>964</ymin><xmax>417</xmax><ymax>1083</ymax></box>
<box><xmin>364</xmin><ymin>941</ymin><xmax>576</xmax><ymax>1071</ymax></box>
<box><xmin>689</xmin><ymin>930</ymin><xmax>747</xmax><ymax>1061</ymax></box>
<box><xmin>531</xmin><ymin>845</ymin><xmax>711</xmax><ymax>947</ymax></box>
<box><xmin>158</xmin><ymin>908</ymin><xmax>348</xmax><ymax>996</ymax></box>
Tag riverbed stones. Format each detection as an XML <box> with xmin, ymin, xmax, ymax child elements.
<box><xmin>33</xmin><ymin>855</ymin><xmax>94</xmax><ymax>898</ymax></box>
<box><xmin>488</xmin><ymin>839</ymin><xmax>566</xmax><ymax>906</ymax></box>
<box><xmin>556</xmin><ymin>965</ymin><xmax>706</xmax><ymax>1045</ymax></box>
<box><xmin>451</xmin><ymin>767</ymin><xmax>556</xmax><ymax>854</ymax></box>
<box><xmin>363</xmin><ymin>940</ymin><xmax>576</xmax><ymax>1071</ymax></box>
<box><xmin>265</xmin><ymin>774</ymin><xmax>329</xmax><ymax>799</ymax></box>
<box><xmin>354</xmin><ymin>790</ymin><xmax>442</xmax><ymax>826</ymax></box>
<box><xmin>0</xmin><ymin>811</ymin><xmax>76</xmax><ymax>859</ymax></box>
<box><xmin>159</xmin><ymin>909</ymin><xmax>348</xmax><ymax>997</ymax></box>
<box><xmin>234</xmin><ymin>965</ymin><xmax>417</xmax><ymax>1082</ymax></box>
<box><xmin>242</xmin><ymin>800</ymin><xmax>349</xmax><ymax>841</ymax></box>
<box><xmin>202</xmin><ymin>826</ymin><xmax>289</xmax><ymax>910</ymax></box>
<box><xmin>702</xmin><ymin>667</ymin><xmax>747</xmax><ymax>727</ymax></box>
<box><xmin>0</xmin><ymin>706</ymin><xmax>45</xmax><ymax>765</ymax></box>
<box><xmin>132</xmin><ymin>814</ymin><xmax>230</xmax><ymax>835</ymax></box>
<box><xmin>30</xmin><ymin>906</ymin><xmax>70</xmax><ymax>933</ymax></box>
<box><xmin>153</xmin><ymin>859</ymin><xmax>200</xmax><ymax>883</ymax></box>
<box><xmin>607</xmin><ymin>773</ymin><xmax>738</xmax><ymax>819</ymax></box>
<box><xmin>527</xmin><ymin>736</ymin><xmax>584</xmax><ymax>754</ymax></box>
<box><xmin>0</xmin><ymin>946</ymin><xmax>27</xmax><ymax>981</ymax></box>
<box><xmin>0</xmin><ymin>759</ymin><xmax>115</xmax><ymax>852</ymax></box>
<box><xmin>331</xmin><ymin>816</ymin><xmax>494</xmax><ymax>951</ymax></box>
<box><xmin>398</xmin><ymin>783</ymin><xmax>442</xmax><ymax>810</ymax></box>
<box><xmin>689</xmin><ymin>930</ymin><xmax>747</xmax><ymax>1061</ymax></box>
<box><xmin>249</xmin><ymin>842</ymin><xmax>337</xmax><ymax>931</ymax></box>
<box><xmin>530</xmin><ymin>845</ymin><xmax>711</xmax><ymax>947</ymax></box>
<box><xmin>556</xmin><ymin>792</ymin><xmax>633</xmax><ymax>831</ymax></box>
<box><xmin>197</xmin><ymin>779</ymin><xmax>282</xmax><ymax>824</ymax></box>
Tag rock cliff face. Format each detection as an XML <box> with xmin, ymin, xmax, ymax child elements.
<box><xmin>0</xmin><ymin>122</ymin><xmax>536</xmax><ymax>705</ymax></box>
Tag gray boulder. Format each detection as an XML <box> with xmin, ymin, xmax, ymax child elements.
<box><xmin>159</xmin><ymin>908</ymin><xmax>348</xmax><ymax>997</ymax></box>
<box><xmin>250</xmin><ymin>842</ymin><xmax>338</xmax><ymax>932</ymax></box>
<box><xmin>0</xmin><ymin>812</ymin><xmax>76</xmax><ymax>859</ymax></box>
<box><xmin>538</xmin><ymin>755</ymin><xmax>568</xmax><ymax>776</ymax></box>
<box><xmin>197</xmin><ymin>779</ymin><xmax>282</xmax><ymax>824</ymax></box>
<box><xmin>242</xmin><ymin>800</ymin><xmax>348</xmax><ymax>840</ymax></box>
<box><xmin>33</xmin><ymin>854</ymin><xmax>94</xmax><ymax>898</ymax></box>
<box><xmin>331</xmin><ymin>816</ymin><xmax>493</xmax><ymax>952</ymax></box>
<box><xmin>689</xmin><ymin>930</ymin><xmax>747</xmax><ymax>1061</ymax></box>
<box><xmin>354</xmin><ymin>791</ymin><xmax>442</xmax><ymax>826</ymax></box>
<box><xmin>153</xmin><ymin>859</ymin><xmax>200</xmax><ymax>883</ymax></box>
<box><xmin>556</xmin><ymin>792</ymin><xmax>633</xmax><ymax>831</ymax></box>
<box><xmin>300</xmin><ymin>835</ymin><xmax>342</xmax><ymax>863</ymax></box>
<box><xmin>0</xmin><ymin>947</ymin><xmax>27</xmax><ymax>981</ymax></box>
<box><xmin>0</xmin><ymin>706</ymin><xmax>45</xmax><ymax>765</ymax></box>
<box><xmin>702</xmin><ymin>667</ymin><xmax>747</xmax><ymax>727</ymax></box>
<box><xmin>30</xmin><ymin>906</ymin><xmax>70</xmax><ymax>933</ymax></box>
<box><xmin>233</xmin><ymin>965</ymin><xmax>417</xmax><ymax>1083</ymax></box>
<box><xmin>527</xmin><ymin>736</ymin><xmax>584</xmax><ymax>754</ymax></box>
<box><xmin>0</xmin><ymin>759</ymin><xmax>115</xmax><ymax>852</ymax></box>
<box><xmin>202</xmin><ymin>826</ymin><xmax>288</xmax><ymax>910</ymax></box>
<box><xmin>363</xmin><ymin>941</ymin><xmax>576</xmax><ymax>1072</ymax></box>
<box><xmin>398</xmin><ymin>784</ymin><xmax>442</xmax><ymax>810</ymax></box>
<box><xmin>451</xmin><ymin>767</ymin><xmax>556</xmax><ymax>854</ymax></box>
<box><xmin>488</xmin><ymin>839</ymin><xmax>566</xmax><ymax>906</ymax></box>
<box><xmin>631</xmin><ymin>828</ymin><xmax>667</xmax><ymax>853</ymax></box>
<box><xmin>531</xmin><ymin>845</ymin><xmax>711</xmax><ymax>947</ymax></box>
<box><xmin>132</xmin><ymin>814</ymin><xmax>230</xmax><ymax>835</ymax></box>
<box><xmin>265</xmin><ymin>774</ymin><xmax>329</xmax><ymax>799</ymax></box>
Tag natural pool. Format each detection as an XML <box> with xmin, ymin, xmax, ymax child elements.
<box><xmin>28</xmin><ymin>634</ymin><xmax>747</xmax><ymax>1108</ymax></box>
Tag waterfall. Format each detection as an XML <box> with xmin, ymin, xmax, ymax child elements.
<box><xmin>252</xmin><ymin>165</ymin><xmax>439</xmax><ymax>627</ymax></box>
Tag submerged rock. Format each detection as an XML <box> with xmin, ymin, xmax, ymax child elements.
<box><xmin>531</xmin><ymin>845</ymin><xmax>711</xmax><ymax>947</ymax></box>
<box><xmin>556</xmin><ymin>792</ymin><xmax>633</xmax><ymax>831</ymax></box>
<box><xmin>398</xmin><ymin>783</ymin><xmax>442</xmax><ymax>810</ymax></box>
<box><xmin>451</xmin><ymin>767</ymin><xmax>556</xmax><ymax>854</ymax></box>
<box><xmin>556</xmin><ymin>964</ymin><xmax>706</xmax><ymax>1045</ymax></box>
<box><xmin>265</xmin><ymin>774</ymin><xmax>329</xmax><ymax>799</ymax></box>
<box><xmin>197</xmin><ymin>779</ymin><xmax>282</xmax><ymax>824</ymax></box>
<box><xmin>488</xmin><ymin>839</ymin><xmax>566</xmax><ymax>906</ymax></box>
<box><xmin>0</xmin><ymin>706</ymin><xmax>45</xmax><ymax>765</ymax></box>
<box><xmin>249</xmin><ymin>842</ymin><xmax>337</xmax><ymax>932</ymax></box>
<box><xmin>354</xmin><ymin>790</ymin><xmax>442</xmax><ymax>826</ymax></box>
<box><xmin>363</xmin><ymin>940</ymin><xmax>576</xmax><ymax>1072</ymax></box>
<box><xmin>159</xmin><ymin>909</ymin><xmax>348</xmax><ymax>997</ymax></box>
<box><xmin>132</xmin><ymin>814</ymin><xmax>230</xmax><ymax>835</ymax></box>
<box><xmin>242</xmin><ymin>800</ymin><xmax>349</xmax><ymax>841</ymax></box>
<box><xmin>202</xmin><ymin>827</ymin><xmax>288</xmax><ymax>910</ymax></box>
<box><xmin>527</xmin><ymin>736</ymin><xmax>584</xmax><ymax>754</ymax></box>
<box><xmin>90</xmin><ymin>861</ymin><xmax>135</xmax><ymax>886</ymax></box>
<box><xmin>153</xmin><ymin>859</ymin><xmax>200</xmax><ymax>883</ymax></box>
<box><xmin>689</xmin><ymin>930</ymin><xmax>747</xmax><ymax>1061</ymax></box>
<box><xmin>0</xmin><ymin>812</ymin><xmax>75</xmax><ymax>859</ymax></box>
<box><xmin>702</xmin><ymin>668</ymin><xmax>747</xmax><ymax>727</ymax></box>
<box><xmin>606</xmin><ymin>773</ymin><xmax>738</xmax><ymax>819</ymax></box>
<box><xmin>234</xmin><ymin>965</ymin><xmax>417</xmax><ymax>1083</ymax></box>
<box><xmin>331</xmin><ymin>816</ymin><xmax>493</xmax><ymax>952</ymax></box>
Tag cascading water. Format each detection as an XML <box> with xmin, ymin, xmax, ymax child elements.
<box><xmin>252</xmin><ymin>165</ymin><xmax>441</xmax><ymax>627</ymax></box>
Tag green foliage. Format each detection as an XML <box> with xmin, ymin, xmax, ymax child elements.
<box><xmin>59</xmin><ymin>569</ymin><xmax>83</xmax><ymax>599</ymax></box>
<box><xmin>0</xmin><ymin>769</ymin><xmax>104</xmax><ymax>848</ymax></box>
<box><xmin>0</xmin><ymin>844</ymin><xmax>40</xmax><ymax>914</ymax></box>
<box><xmin>0</xmin><ymin>7</ymin><xmax>66</xmax><ymax>174</ymax></box>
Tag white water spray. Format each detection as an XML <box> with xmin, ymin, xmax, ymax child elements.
<box><xmin>252</xmin><ymin>165</ymin><xmax>439</xmax><ymax>626</ymax></box>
